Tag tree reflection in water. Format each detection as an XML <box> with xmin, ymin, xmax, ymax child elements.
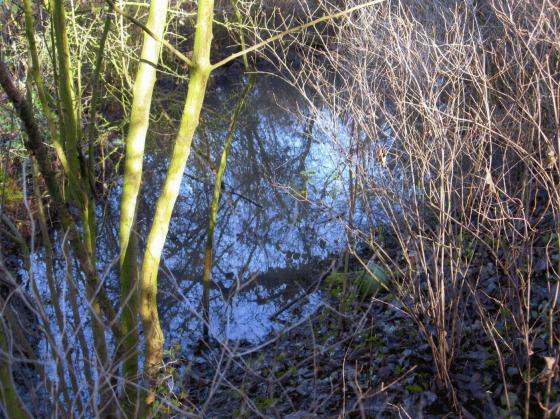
<box><xmin>35</xmin><ymin>74</ymin><xmax>363</xmax><ymax>356</ymax></box>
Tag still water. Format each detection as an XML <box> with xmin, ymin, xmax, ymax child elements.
<box><xmin>32</xmin><ymin>73</ymin><xmax>378</xmax><ymax>360</ymax></box>
<box><xmin>125</xmin><ymin>74</ymin><xmax>351</xmax><ymax>347</ymax></box>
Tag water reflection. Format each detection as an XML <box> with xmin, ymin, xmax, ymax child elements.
<box><xmin>33</xmin><ymin>74</ymin><xmax>357</xmax><ymax>353</ymax></box>
<box><xmin>131</xmin><ymin>75</ymin><xmax>350</xmax><ymax>345</ymax></box>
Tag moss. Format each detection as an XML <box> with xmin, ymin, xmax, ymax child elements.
<box><xmin>255</xmin><ymin>395</ymin><xmax>278</xmax><ymax>410</ymax></box>
<box><xmin>405</xmin><ymin>383</ymin><xmax>424</xmax><ymax>393</ymax></box>
<box><xmin>0</xmin><ymin>170</ymin><xmax>24</xmax><ymax>206</ymax></box>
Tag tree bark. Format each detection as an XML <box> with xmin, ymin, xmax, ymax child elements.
<box><xmin>140</xmin><ymin>0</ymin><xmax>215</xmax><ymax>409</ymax></box>
<box><xmin>118</xmin><ymin>0</ymin><xmax>169</xmax><ymax>414</ymax></box>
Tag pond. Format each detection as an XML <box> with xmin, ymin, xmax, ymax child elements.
<box><xmin>123</xmin><ymin>73</ymin><xmax>353</xmax><ymax>347</ymax></box>
<box><xmin>31</xmin><ymin>71</ymin><xmax>379</xmax><ymax>361</ymax></box>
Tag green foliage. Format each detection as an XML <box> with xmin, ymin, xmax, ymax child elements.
<box><xmin>151</xmin><ymin>343</ymin><xmax>190</xmax><ymax>416</ymax></box>
<box><xmin>484</xmin><ymin>352</ymin><xmax>499</xmax><ymax>369</ymax></box>
<box><xmin>405</xmin><ymin>383</ymin><xmax>424</xmax><ymax>393</ymax></box>
<box><xmin>325</xmin><ymin>272</ymin><xmax>346</xmax><ymax>287</ymax></box>
<box><xmin>325</xmin><ymin>260</ymin><xmax>389</xmax><ymax>299</ymax></box>
<box><xmin>0</xmin><ymin>107</ymin><xmax>26</xmax><ymax>158</ymax></box>
<box><xmin>0</xmin><ymin>169</ymin><xmax>23</xmax><ymax>206</ymax></box>
<box><xmin>358</xmin><ymin>334</ymin><xmax>384</xmax><ymax>350</ymax></box>
<box><xmin>358</xmin><ymin>261</ymin><xmax>389</xmax><ymax>295</ymax></box>
<box><xmin>299</xmin><ymin>169</ymin><xmax>316</xmax><ymax>179</ymax></box>
<box><xmin>255</xmin><ymin>395</ymin><xmax>278</xmax><ymax>411</ymax></box>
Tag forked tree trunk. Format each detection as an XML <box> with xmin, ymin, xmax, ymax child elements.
<box><xmin>118</xmin><ymin>0</ymin><xmax>169</xmax><ymax>414</ymax></box>
<box><xmin>140</xmin><ymin>0</ymin><xmax>215</xmax><ymax>409</ymax></box>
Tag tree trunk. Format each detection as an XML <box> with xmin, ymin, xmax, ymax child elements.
<box><xmin>202</xmin><ymin>76</ymin><xmax>253</xmax><ymax>338</ymax></box>
<box><xmin>119</xmin><ymin>0</ymin><xmax>169</xmax><ymax>414</ymax></box>
<box><xmin>140</xmin><ymin>0</ymin><xmax>215</xmax><ymax>409</ymax></box>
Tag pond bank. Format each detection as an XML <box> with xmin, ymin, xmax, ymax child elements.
<box><xmin>173</xmin><ymin>237</ymin><xmax>559</xmax><ymax>418</ymax></box>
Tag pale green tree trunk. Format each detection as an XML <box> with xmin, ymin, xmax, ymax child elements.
<box><xmin>202</xmin><ymin>76</ymin><xmax>253</xmax><ymax>338</ymax></box>
<box><xmin>118</xmin><ymin>0</ymin><xmax>169</xmax><ymax>413</ymax></box>
<box><xmin>49</xmin><ymin>3</ymin><xmax>112</xmax><ymax>407</ymax></box>
<box><xmin>140</xmin><ymin>0</ymin><xmax>215</xmax><ymax>408</ymax></box>
<box><xmin>0</xmin><ymin>48</ymin><xmax>119</xmax><ymax>417</ymax></box>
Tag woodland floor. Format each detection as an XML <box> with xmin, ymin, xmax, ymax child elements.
<box><xmin>170</xmin><ymin>239</ymin><xmax>559</xmax><ymax>418</ymax></box>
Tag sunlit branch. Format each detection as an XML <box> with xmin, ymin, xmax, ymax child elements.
<box><xmin>105</xmin><ymin>0</ymin><xmax>193</xmax><ymax>68</ymax></box>
<box><xmin>211</xmin><ymin>0</ymin><xmax>386</xmax><ymax>70</ymax></box>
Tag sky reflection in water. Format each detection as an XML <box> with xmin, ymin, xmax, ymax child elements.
<box><xmin>138</xmin><ymin>76</ymin><xmax>351</xmax><ymax>346</ymax></box>
<box><xmin>32</xmin><ymin>75</ymin><xmax>361</xmax><ymax>356</ymax></box>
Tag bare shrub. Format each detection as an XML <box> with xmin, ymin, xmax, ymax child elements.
<box><xmin>279</xmin><ymin>0</ymin><xmax>559</xmax><ymax>415</ymax></box>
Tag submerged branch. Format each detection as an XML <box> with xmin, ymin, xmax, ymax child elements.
<box><xmin>202</xmin><ymin>75</ymin><xmax>254</xmax><ymax>337</ymax></box>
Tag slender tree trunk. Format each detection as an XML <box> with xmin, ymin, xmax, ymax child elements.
<box><xmin>22</xmin><ymin>0</ymin><xmax>70</xmax><ymax>174</ymax></box>
<box><xmin>0</xmin><ymin>53</ymin><xmax>120</xmax><ymax>367</ymax></box>
<box><xmin>0</xmin><ymin>326</ymin><xmax>32</xmax><ymax>419</ymax></box>
<box><xmin>50</xmin><ymin>1</ymin><xmax>111</xmax><ymax>385</ymax></box>
<box><xmin>118</xmin><ymin>0</ymin><xmax>169</xmax><ymax>413</ymax></box>
<box><xmin>31</xmin><ymin>160</ymin><xmax>78</xmax><ymax>410</ymax></box>
<box><xmin>87</xmin><ymin>10</ymin><xmax>112</xmax><ymax>184</ymax></box>
<box><xmin>202</xmin><ymin>76</ymin><xmax>253</xmax><ymax>338</ymax></box>
<box><xmin>140</xmin><ymin>0</ymin><xmax>215</xmax><ymax>408</ymax></box>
